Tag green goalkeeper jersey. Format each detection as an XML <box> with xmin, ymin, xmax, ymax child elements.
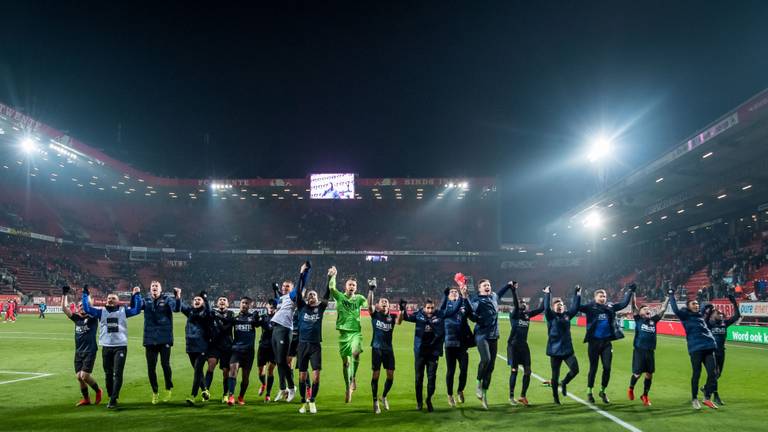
<box><xmin>329</xmin><ymin>275</ymin><xmax>368</xmax><ymax>332</ymax></box>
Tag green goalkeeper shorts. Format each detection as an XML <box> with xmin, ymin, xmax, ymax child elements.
<box><xmin>338</xmin><ymin>330</ymin><xmax>364</xmax><ymax>357</ymax></box>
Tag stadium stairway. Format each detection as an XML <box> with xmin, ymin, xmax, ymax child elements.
<box><xmin>683</xmin><ymin>267</ymin><xmax>710</xmax><ymax>299</ymax></box>
<box><xmin>0</xmin><ymin>250</ymin><xmax>55</xmax><ymax>296</ymax></box>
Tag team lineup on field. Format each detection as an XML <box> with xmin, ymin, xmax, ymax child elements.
<box><xmin>2</xmin><ymin>260</ymin><xmax>762</xmax><ymax>432</ymax></box>
<box><xmin>1</xmin><ymin>283</ymin><xmax>766</xmax><ymax>431</ymax></box>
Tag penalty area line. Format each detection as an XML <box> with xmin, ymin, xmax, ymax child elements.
<box><xmin>496</xmin><ymin>354</ymin><xmax>642</xmax><ymax>432</ymax></box>
<box><xmin>0</xmin><ymin>371</ymin><xmax>54</xmax><ymax>385</ymax></box>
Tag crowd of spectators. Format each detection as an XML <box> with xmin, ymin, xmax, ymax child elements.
<box><xmin>585</xmin><ymin>224</ymin><xmax>767</xmax><ymax>302</ymax></box>
<box><xmin>1</xmin><ymin>189</ymin><xmax>498</xmax><ymax>252</ymax></box>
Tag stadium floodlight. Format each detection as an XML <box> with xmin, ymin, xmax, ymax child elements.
<box><xmin>582</xmin><ymin>210</ymin><xmax>603</xmax><ymax>229</ymax></box>
<box><xmin>21</xmin><ymin>137</ymin><xmax>38</xmax><ymax>154</ymax></box>
<box><xmin>586</xmin><ymin>136</ymin><xmax>613</xmax><ymax>163</ymax></box>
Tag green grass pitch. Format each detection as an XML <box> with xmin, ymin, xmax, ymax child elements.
<box><xmin>0</xmin><ymin>313</ymin><xmax>765</xmax><ymax>431</ymax></box>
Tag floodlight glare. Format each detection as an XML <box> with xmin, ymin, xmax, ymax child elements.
<box><xmin>21</xmin><ymin>137</ymin><xmax>38</xmax><ymax>154</ymax></box>
<box><xmin>587</xmin><ymin>136</ymin><xmax>613</xmax><ymax>163</ymax></box>
<box><xmin>582</xmin><ymin>210</ymin><xmax>603</xmax><ymax>229</ymax></box>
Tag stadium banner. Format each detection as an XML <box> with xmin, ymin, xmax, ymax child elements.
<box><xmin>684</xmin><ymin>112</ymin><xmax>738</xmax><ymax>152</ymax></box>
<box><xmin>737</xmin><ymin>87</ymin><xmax>768</xmax><ymax>123</ymax></box>
<box><xmin>736</xmin><ymin>302</ymin><xmax>768</xmax><ymax>317</ymax></box>
<box><xmin>17</xmin><ymin>306</ymin><xmax>63</xmax><ymax>314</ymax></box>
<box><xmin>727</xmin><ymin>325</ymin><xmax>768</xmax><ymax>345</ymax></box>
<box><xmin>357</xmin><ymin>177</ymin><xmax>495</xmax><ymax>188</ymax></box>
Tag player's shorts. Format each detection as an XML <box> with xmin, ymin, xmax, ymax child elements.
<box><xmin>506</xmin><ymin>342</ymin><xmax>531</xmax><ymax>369</ymax></box>
<box><xmin>338</xmin><ymin>330</ymin><xmax>364</xmax><ymax>358</ymax></box>
<box><xmin>207</xmin><ymin>347</ymin><xmax>232</xmax><ymax>370</ymax></box>
<box><xmin>74</xmin><ymin>351</ymin><xmax>97</xmax><ymax>373</ymax></box>
<box><xmin>632</xmin><ymin>348</ymin><xmax>655</xmax><ymax>374</ymax></box>
<box><xmin>230</xmin><ymin>350</ymin><xmax>255</xmax><ymax>371</ymax></box>
<box><xmin>371</xmin><ymin>348</ymin><xmax>396</xmax><ymax>371</ymax></box>
<box><xmin>297</xmin><ymin>342</ymin><xmax>322</xmax><ymax>372</ymax></box>
<box><xmin>257</xmin><ymin>344</ymin><xmax>275</xmax><ymax>367</ymax></box>
<box><xmin>289</xmin><ymin>334</ymin><xmax>300</xmax><ymax>358</ymax></box>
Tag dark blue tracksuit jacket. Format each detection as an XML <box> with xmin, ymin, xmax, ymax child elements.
<box><xmin>670</xmin><ymin>296</ymin><xmax>717</xmax><ymax>354</ymax></box>
<box><xmin>141</xmin><ymin>293</ymin><xmax>178</xmax><ymax>346</ymax></box>
<box><xmin>438</xmin><ymin>295</ymin><xmax>473</xmax><ymax>349</ymax></box>
<box><xmin>403</xmin><ymin>309</ymin><xmax>445</xmax><ymax>358</ymax></box>
<box><xmin>544</xmin><ymin>292</ymin><xmax>581</xmax><ymax>357</ymax></box>
<box><xmin>578</xmin><ymin>290</ymin><xmax>632</xmax><ymax>343</ymax></box>
<box><xmin>180</xmin><ymin>299</ymin><xmax>211</xmax><ymax>353</ymax></box>
<box><xmin>467</xmin><ymin>283</ymin><xmax>512</xmax><ymax>342</ymax></box>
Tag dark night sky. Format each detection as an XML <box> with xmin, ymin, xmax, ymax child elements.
<box><xmin>1</xmin><ymin>1</ymin><xmax>767</xmax><ymax>242</ymax></box>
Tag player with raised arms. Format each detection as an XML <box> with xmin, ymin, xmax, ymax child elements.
<box><xmin>627</xmin><ymin>290</ymin><xmax>668</xmax><ymax>406</ymax></box>
<box><xmin>178</xmin><ymin>289</ymin><xmax>212</xmax><ymax>405</ymax></box>
<box><xmin>82</xmin><ymin>284</ymin><xmax>143</xmax><ymax>409</ymax></box>
<box><xmin>367</xmin><ymin>280</ymin><xmax>398</xmax><ymax>414</ymax></box>
<box><xmin>543</xmin><ymin>285</ymin><xmax>581</xmax><ymax>405</ymax></box>
<box><xmin>466</xmin><ymin>278</ymin><xmax>512</xmax><ymax>409</ymax></box>
<box><xmin>328</xmin><ymin>265</ymin><xmax>369</xmax><ymax>403</ymax></box>
<box><xmin>398</xmin><ymin>295</ymin><xmax>444</xmax><ymax>412</ymax></box>
<box><xmin>206</xmin><ymin>296</ymin><xmax>235</xmax><ymax>403</ymax></box>
<box><xmin>139</xmin><ymin>280</ymin><xmax>179</xmax><ymax>404</ymax></box>
<box><xmin>62</xmin><ymin>285</ymin><xmax>104</xmax><ymax>407</ymax></box>
<box><xmin>256</xmin><ymin>299</ymin><xmax>277</xmax><ymax>402</ymax></box>
<box><xmin>226</xmin><ymin>296</ymin><xmax>263</xmax><ymax>405</ymax></box>
<box><xmin>506</xmin><ymin>281</ymin><xmax>544</xmax><ymax>406</ymax></box>
<box><xmin>271</xmin><ymin>261</ymin><xmax>310</xmax><ymax>403</ymax></box>
<box><xmin>295</xmin><ymin>270</ymin><xmax>330</xmax><ymax>414</ymax></box>
<box><xmin>578</xmin><ymin>283</ymin><xmax>635</xmax><ymax>404</ymax></box>
<box><xmin>668</xmin><ymin>287</ymin><xmax>720</xmax><ymax>409</ymax></box>
<box><xmin>440</xmin><ymin>274</ymin><xmax>474</xmax><ymax>407</ymax></box>
<box><xmin>704</xmin><ymin>293</ymin><xmax>741</xmax><ymax>405</ymax></box>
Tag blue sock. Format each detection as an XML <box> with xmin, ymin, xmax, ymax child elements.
<box><xmin>227</xmin><ymin>377</ymin><xmax>236</xmax><ymax>396</ymax></box>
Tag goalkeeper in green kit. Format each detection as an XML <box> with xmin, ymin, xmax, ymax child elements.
<box><xmin>327</xmin><ymin>265</ymin><xmax>369</xmax><ymax>403</ymax></box>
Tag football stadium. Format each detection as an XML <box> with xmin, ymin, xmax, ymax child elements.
<box><xmin>1</xmin><ymin>3</ymin><xmax>767</xmax><ymax>432</ymax></box>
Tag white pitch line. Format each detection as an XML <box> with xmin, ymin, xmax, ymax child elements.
<box><xmin>497</xmin><ymin>354</ymin><xmax>642</xmax><ymax>432</ymax></box>
<box><xmin>0</xmin><ymin>372</ymin><xmax>53</xmax><ymax>385</ymax></box>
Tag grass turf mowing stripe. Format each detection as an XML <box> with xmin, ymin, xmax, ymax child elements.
<box><xmin>497</xmin><ymin>354</ymin><xmax>643</xmax><ymax>432</ymax></box>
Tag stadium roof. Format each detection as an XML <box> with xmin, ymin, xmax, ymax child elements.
<box><xmin>547</xmin><ymin>88</ymin><xmax>768</xmax><ymax>241</ymax></box>
<box><xmin>0</xmin><ymin>103</ymin><xmax>495</xmax><ymax>201</ymax></box>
